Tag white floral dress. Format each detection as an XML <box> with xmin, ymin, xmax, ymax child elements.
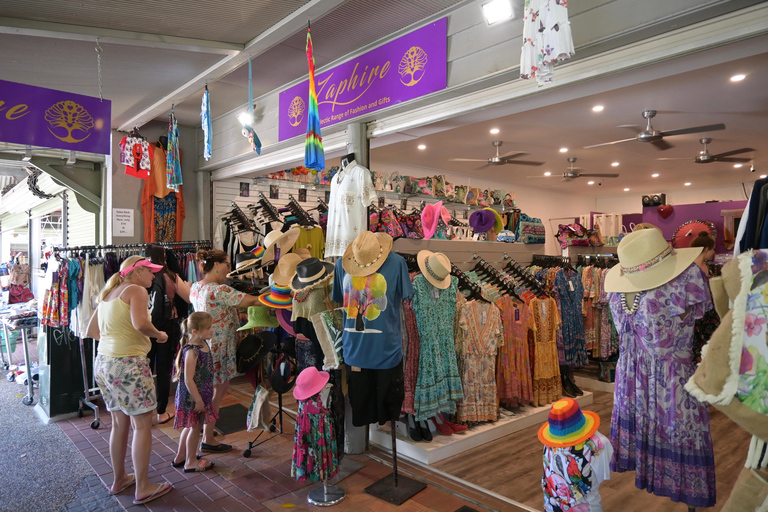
<box><xmin>190</xmin><ymin>282</ymin><xmax>246</xmax><ymax>385</ymax></box>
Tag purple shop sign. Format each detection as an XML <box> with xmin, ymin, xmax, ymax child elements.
<box><xmin>0</xmin><ymin>79</ymin><xmax>111</xmax><ymax>154</ymax></box>
<box><xmin>279</xmin><ymin>18</ymin><xmax>447</xmax><ymax>142</ymax></box>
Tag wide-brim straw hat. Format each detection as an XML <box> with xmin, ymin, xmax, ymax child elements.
<box><xmin>227</xmin><ymin>252</ymin><xmax>261</xmax><ymax>278</ymax></box>
<box><xmin>421</xmin><ymin>201</ymin><xmax>443</xmax><ymax>240</ymax></box>
<box><xmin>417</xmin><ymin>250</ymin><xmax>452</xmax><ymax>289</ymax></box>
<box><xmin>342</xmin><ymin>231</ymin><xmax>393</xmax><ymax>277</ymax></box>
<box><xmin>264</xmin><ymin>227</ymin><xmax>301</xmax><ymax>259</ymax></box>
<box><xmin>237</xmin><ymin>305</ymin><xmax>278</xmax><ymax>331</ymax></box>
<box><xmin>251</xmin><ymin>244</ymin><xmax>276</xmax><ymax>266</ymax></box>
<box><xmin>291</xmin><ymin>257</ymin><xmax>334</xmax><ymax>291</ymax></box>
<box><xmin>293</xmin><ymin>366</ymin><xmax>330</xmax><ymax>401</ymax></box>
<box><xmin>604</xmin><ymin>228</ymin><xmax>701</xmax><ymax>293</ymax></box>
<box><xmin>273</xmin><ymin>253</ymin><xmax>303</xmax><ymax>287</ymax></box>
<box><xmin>538</xmin><ymin>398</ymin><xmax>600</xmax><ymax>448</ymax></box>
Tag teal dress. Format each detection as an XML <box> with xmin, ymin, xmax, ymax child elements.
<box><xmin>411</xmin><ymin>274</ymin><xmax>464</xmax><ymax>421</ymax></box>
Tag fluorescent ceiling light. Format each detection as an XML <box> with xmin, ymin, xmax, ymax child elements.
<box><xmin>731</xmin><ymin>74</ymin><xmax>746</xmax><ymax>82</ymax></box>
<box><xmin>734</xmin><ymin>164</ymin><xmax>743</xmax><ymax>168</ymax></box>
<box><xmin>623</xmin><ymin>188</ymin><xmax>630</xmax><ymax>191</ymax></box>
<box><xmin>611</xmin><ymin>162</ymin><xmax>619</xmax><ymax>167</ymax></box>
<box><xmin>544</xmin><ymin>172</ymin><xmax>551</xmax><ymax>176</ymax></box>
<box><xmin>482</xmin><ymin>0</ymin><xmax>513</xmax><ymax>25</ymax></box>
<box><xmin>651</xmin><ymin>173</ymin><xmax>659</xmax><ymax>177</ymax></box>
<box><xmin>587</xmin><ymin>181</ymin><xmax>594</xmax><ymax>185</ymax></box>
<box><xmin>684</xmin><ymin>182</ymin><xmax>692</xmax><ymax>186</ymax></box>
<box><xmin>490</xmin><ymin>128</ymin><xmax>500</xmax><ymax>134</ymax></box>
<box><xmin>417</xmin><ymin>144</ymin><xmax>426</xmax><ymax>150</ymax></box>
<box><xmin>592</xmin><ymin>105</ymin><xmax>604</xmax><ymax>112</ymax></box>
<box><xmin>559</xmin><ymin>147</ymin><xmax>568</xmax><ymax>153</ymax></box>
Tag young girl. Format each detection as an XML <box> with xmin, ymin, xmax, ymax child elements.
<box><xmin>171</xmin><ymin>312</ymin><xmax>218</xmax><ymax>472</ymax></box>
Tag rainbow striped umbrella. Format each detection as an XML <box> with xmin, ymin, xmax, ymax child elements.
<box><xmin>304</xmin><ymin>25</ymin><xmax>324</xmax><ymax>171</ymax></box>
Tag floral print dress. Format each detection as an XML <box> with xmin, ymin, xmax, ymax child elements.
<box><xmin>530</xmin><ymin>296</ymin><xmax>562</xmax><ymax>406</ymax></box>
<box><xmin>608</xmin><ymin>264</ymin><xmax>716</xmax><ymax>508</ymax></box>
<box><xmin>189</xmin><ymin>282</ymin><xmax>246</xmax><ymax>385</ymax></box>
<box><xmin>174</xmin><ymin>343</ymin><xmax>219</xmax><ymax>428</ymax></box>
<box><xmin>496</xmin><ymin>296</ymin><xmax>535</xmax><ymax>408</ymax></box>
<box><xmin>292</xmin><ymin>394</ymin><xmax>338</xmax><ymax>482</ymax></box>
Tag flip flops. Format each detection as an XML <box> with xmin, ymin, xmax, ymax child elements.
<box><xmin>183</xmin><ymin>459</ymin><xmax>215</xmax><ymax>473</ymax></box>
<box><xmin>170</xmin><ymin>454</ymin><xmax>202</xmax><ymax>468</ymax></box>
<box><xmin>158</xmin><ymin>412</ymin><xmax>175</xmax><ymax>425</ymax></box>
<box><xmin>108</xmin><ymin>474</ymin><xmax>135</xmax><ymax>495</ymax></box>
<box><xmin>132</xmin><ymin>482</ymin><xmax>172</xmax><ymax>505</ymax></box>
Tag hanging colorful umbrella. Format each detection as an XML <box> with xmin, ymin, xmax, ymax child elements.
<box><xmin>201</xmin><ymin>85</ymin><xmax>212</xmax><ymax>161</ymax></box>
<box><xmin>304</xmin><ymin>23</ymin><xmax>324</xmax><ymax>171</ymax></box>
<box><xmin>672</xmin><ymin>219</ymin><xmax>717</xmax><ymax>248</ymax></box>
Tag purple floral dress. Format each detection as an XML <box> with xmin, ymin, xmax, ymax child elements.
<box><xmin>608</xmin><ymin>264</ymin><xmax>716</xmax><ymax>508</ymax></box>
<box><xmin>174</xmin><ymin>343</ymin><xmax>219</xmax><ymax>429</ymax></box>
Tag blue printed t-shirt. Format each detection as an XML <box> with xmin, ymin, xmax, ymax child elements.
<box><xmin>332</xmin><ymin>253</ymin><xmax>413</xmax><ymax>370</ymax></box>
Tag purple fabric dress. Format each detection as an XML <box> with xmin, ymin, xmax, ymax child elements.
<box><xmin>608</xmin><ymin>264</ymin><xmax>715</xmax><ymax>508</ymax></box>
<box><xmin>174</xmin><ymin>343</ymin><xmax>219</xmax><ymax>429</ymax></box>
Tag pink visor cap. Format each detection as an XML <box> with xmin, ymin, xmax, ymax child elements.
<box><xmin>120</xmin><ymin>258</ymin><xmax>164</xmax><ymax>277</ymax></box>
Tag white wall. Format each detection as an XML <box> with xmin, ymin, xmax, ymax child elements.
<box><xmin>595</xmin><ymin>183</ymin><xmax>751</xmax><ymax>213</ymax></box>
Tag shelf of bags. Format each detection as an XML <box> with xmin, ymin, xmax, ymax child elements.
<box><xmin>369</xmin><ymin>392</ymin><xmax>593</xmax><ymax>465</ymax></box>
<box><xmin>566</xmin><ymin>245</ymin><xmax>618</xmax><ymax>255</ymax></box>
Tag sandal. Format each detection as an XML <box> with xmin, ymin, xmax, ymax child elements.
<box><xmin>158</xmin><ymin>412</ymin><xmax>175</xmax><ymax>425</ymax></box>
<box><xmin>108</xmin><ymin>474</ymin><xmax>135</xmax><ymax>495</ymax></box>
<box><xmin>184</xmin><ymin>459</ymin><xmax>215</xmax><ymax>473</ymax></box>
<box><xmin>171</xmin><ymin>454</ymin><xmax>202</xmax><ymax>468</ymax></box>
<box><xmin>133</xmin><ymin>482</ymin><xmax>172</xmax><ymax>505</ymax></box>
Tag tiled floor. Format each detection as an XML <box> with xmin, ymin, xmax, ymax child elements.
<box><xmin>58</xmin><ymin>377</ymin><xmax>523</xmax><ymax>512</ymax></box>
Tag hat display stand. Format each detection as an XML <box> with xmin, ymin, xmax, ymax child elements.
<box><xmin>364</xmin><ymin>422</ymin><xmax>426</xmax><ymax>505</ymax></box>
<box><xmin>242</xmin><ymin>342</ymin><xmax>298</xmax><ymax>458</ymax></box>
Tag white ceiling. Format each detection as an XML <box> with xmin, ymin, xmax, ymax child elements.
<box><xmin>371</xmin><ymin>40</ymin><xmax>768</xmax><ymax>198</ymax></box>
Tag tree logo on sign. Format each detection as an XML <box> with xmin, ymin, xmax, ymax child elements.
<box><xmin>288</xmin><ymin>96</ymin><xmax>305</xmax><ymax>127</ymax></box>
<box><xmin>398</xmin><ymin>46</ymin><xmax>428</xmax><ymax>87</ymax></box>
<box><xmin>44</xmin><ymin>100</ymin><xmax>94</xmax><ymax>143</ymax></box>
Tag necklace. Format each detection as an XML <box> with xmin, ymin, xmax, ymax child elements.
<box><xmin>620</xmin><ymin>293</ymin><xmax>641</xmax><ymax>314</ymax></box>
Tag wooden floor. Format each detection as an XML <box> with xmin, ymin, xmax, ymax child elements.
<box><xmin>433</xmin><ymin>390</ymin><xmax>752</xmax><ymax>511</ymax></box>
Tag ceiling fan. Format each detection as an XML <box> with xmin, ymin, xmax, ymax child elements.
<box><xmin>657</xmin><ymin>138</ymin><xmax>754</xmax><ymax>164</ymax></box>
<box><xmin>584</xmin><ymin>109</ymin><xmax>726</xmax><ymax>151</ymax></box>
<box><xmin>449</xmin><ymin>140</ymin><xmax>544</xmax><ymax>167</ymax></box>
<box><xmin>527</xmin><ymin>158</ymin><xmax>619</xmax><ymax>180</ymax></box>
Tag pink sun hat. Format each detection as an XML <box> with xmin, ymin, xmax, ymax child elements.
<box><xmin>293</xmin><ymin>366</ymin><xmax>330</xmax><ymax>401</ymax></box>
<box><xmin>421</xmin><ymin>201</ymin><xmax>451</xmax><ymax>239</ymax></box>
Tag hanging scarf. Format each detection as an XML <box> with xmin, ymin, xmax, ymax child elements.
<box><xmin>201</xmin><ymin>86</ymin><xmax>212</xmax><ymax>161</ymax></box>
<box><xmin>166</xmin><ymin>107</ymin><xmax>182</xmax><ymax>191</ymax></box>
<box><xmin>304</xmin><ymin>25</ymin><xmax>324</xmax><ymax>171</ymax></box>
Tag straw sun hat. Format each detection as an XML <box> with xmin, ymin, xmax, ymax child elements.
<box><xmin>416</xmin><ymin>250</ymin><xmax>452</xmax><ymax>289</ymax></box>
<box><xmin>603</xmin><ymin>228</ymin><xmax>701</xmax><ymax>293</ymax></box>
<box><xmin>342</xmin><ymin>231</ymin><xmax>393</xmax><ymax>277</ymax></box>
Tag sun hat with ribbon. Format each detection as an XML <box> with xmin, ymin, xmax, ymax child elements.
<box><xmin>259</xmin><ymin>277</ymin><xmax>293</xmax><ymax>309</ymax></box>
<box><xmin>604</xmin><ymin>228</ymin><xmax>701</xmax><ymax>293</ymax></box>
<box><xmin>236</xmin><ymin>331</ymin><xmax>277</xmax><ymax>373</ymax></box>
<box><xmin>120</xmin><ymin>258</ymin><xmax>163</xmax><ymax>277</ymax></box>
<box><xmin>538</xmin><ymin>398</ymin><xmax>600</xmax><ymax>448</ymax></box>
<box><xmin>342</xmin><ymin>231</ymin><xmax>393</xmax><ymax>277</ymax></box>
<box><xmin>237</xmin><ymin>306</ymin><xmax>278</xmax><ymax>331</ymax></box>
<box><xmin>227</xmin><ymin>252</ymin><xmax>261</xmax><ymax>278</ymax></box>
<box><xmin>291</xmin><ymin>257</ymin><xmax>334</xmax><ymax>291</ymax></box>
<box><xmin>416</xmin><ymin>250</ymin><xmax>452</xmax><ymax>289</ymax></box>
<box><xmin>469</xmin><ymin>209</ymin><xmax>496</xmax><ymax>233</ymax></box>
<box><xmin>263</xmin><ymin>227</ymin><xmax>301</xmax><ymax>261</ymax></box>
<box><xmin>273</xmin><ymin>253</ymin><xmax>303</xmax><ymax>287</ymax></box>
<box><xmin>483</xmin><ymin>207</ymin><xmax>503</xmax><ymax>233</ymax></box>
<box><xmin>422</xmin><ymin>201</ymin><xmax>450</xmax><ymax>240</ymax></box>
<box><xmin>293</xmin><ymin>366</ymin><xmax>330</xmax><ymax>401</ymax></box>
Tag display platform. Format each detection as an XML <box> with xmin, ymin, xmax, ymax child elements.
<box><xmin>574</xmin><ymin>374</ymin><xmax>614</xmax><ymax>393</ymax></box>
<box><xmin>369</xmin><ymin>392</ymin><xmax>593</xmax><ymax>465</ymax></box>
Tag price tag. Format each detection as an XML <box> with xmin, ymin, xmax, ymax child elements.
<box><xmin>568</xmin><ymin>280</ymin><xmax>575</xmax><ymax>292</ymax></box>
<box><xmin>515</xmin><ymin>308</ymin><xmax>520</xmax><ymax>322</ymax></box>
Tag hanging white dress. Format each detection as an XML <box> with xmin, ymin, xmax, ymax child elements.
<box><xmin>520</xmin><ymin>0</ymin><xmax>575</xmax><ymax>86</ymax></box>
<box><xmin>325</xmin><ymin>160</ymin><xmax>377</xmax><ymax>258</ymax></box>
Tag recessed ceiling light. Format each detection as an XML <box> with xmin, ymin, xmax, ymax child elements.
<box><xmin>611</xmin><ymin>162</ymin><xmax>619</xmax><ymax>167</ymax></box>
<box><xmin>559</xmin><ymin>147</ymin><xmax>568</xmax><ymax>153</ymax></box>
<box><xmin>734</xmin><ymin>164</ymin><xmax>743</xmax><ymax>168</ymax></box>
<box><xmin>651</xmin><ymin>173</ymin><xmax>660</xmax><ymax>177</ymax></box>
<box><xmin>490</xmin><ymin>128</ymin><xmax>500</xmax><ymax>134</ymax></box>
<box><xmin>731</xmin><ymin>74</ymin><xmax>746</xmax><ymax>82</ymax></box>
<box><xmin>684</xmin><ymin>182</ymin><xmax>692</xmax><ymax>186</ymax></box>
<box><xmin>592</xmin><ymin>105</ymin><xmax>604</xmax><ymax>112</ymax></box>
<box><xmin>417</xmin><ymin>144</ymin><xmax>426</xmax><ymax>150</ymax></box>
<box><xmin>587</xmin><ymin>181</ymin><xmax>595</xmax><ymax>185</ymax></box>
<box><xmin>482</xmin><ymin>0</ymin><xmax>513</xmax><ymax>25</ymax></box>
<box><xmin>761</xmin><ymin>175</ymin><xmax>767</xmax><ymax>179</ymax></box>
<box><xmin>544</xmin><ymin>172</ymin><xmax>552</xmax><ymax>176</ymax></box>
<box><xmin>624</xmin><ymin>188</ymin><xmax>630</xmax><ymax>192</ymax></box>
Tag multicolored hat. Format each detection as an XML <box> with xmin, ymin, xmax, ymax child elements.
<box><xmin>538</xmin><ymin>398</ymin><xmax>600</xmax><ymax>448</ymax></box>
<box><xmin>259</xmin><ymin>281</ymin><xmax>293</xmax><ymax>309</ymax></box>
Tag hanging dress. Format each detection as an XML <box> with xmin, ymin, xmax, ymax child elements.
<box><xmin>530</xmin><ymin>296</ymin><xmax>562</xmax><ymax>406</ymax></box>
<box><xmin>495</xmin><ymin>296</ymin><xmax>535</xmax><ymax>408</ymax></box>
<box><xmin>555</xmin><ymin>268</ymin><xmax>588</xmax><ymax>368</ymax></box>
<box><xmin>609</xmin><ymin>264</ymin><xmax>716</xmax><ymax>508</ymax></box>
<box><xmin>291</xmin><ymin>394</ymin><xmax>338</xmax><ymax>483</ymax></box>
<box><xmin>412</xmin><ymin>274</ymin><xmax>463</xmax><ymax>421</ymax></box>
<box><xmin>457</xmin><ymin>300</ymin><xmax>503</xmax><ymax>422</ymax></box>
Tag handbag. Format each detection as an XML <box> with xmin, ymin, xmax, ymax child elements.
<box><xmin>465</xmin><ymin>187</ymin><xmax>479</xmax><ymax>205</ymax></box>
<box><xmin>247</xmin><ymin>385</ymin><xmax>272</xmax><ymax>432</ymax></box>
<box><xmin>433</xmin><ymin>175</ymin><xmax>447</xmax><ymax>197</ymax></box>
<box><xmin>412</xmin><ymin>177</ymin><xmax>434</xmax><ymax>196</ymax></box>
<box><xmin>516</xmin><ymin>213</ymin><xmax>546</xmax><ymax>244</ymax></box>
<box><xmin>557</xmin><ymin>223</ymin><xmax>591</xmax><ymax>249</ymax></box>
<box><xmin>379</xmin><ymin>208</ymin><xmax>404</xmax><ymax>239</ymax></box>
<box><xmin>8</xmin><ymin>284</ymin><xmax>34</xmax><ymax>304</ymax></box>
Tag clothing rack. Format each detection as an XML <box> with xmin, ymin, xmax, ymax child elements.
<box><xmin>251</xmin><ymin>193</ymin><xmax>281</xmax><ymax>223</ymax></box>
<box><xmin>52</xmin><ymin>240</ymin><xmax>212</xmax><ymax>254</ymax></box>
<box><xmin>286</xmin><ymin>195</ymin><xmax>317</xmax><ymax>226</ymax></box>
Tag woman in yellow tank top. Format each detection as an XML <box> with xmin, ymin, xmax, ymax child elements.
<box><xmin>86</xmin><ymin>255</ymin><xmax>174</xmax><ymax>506</ymax></box>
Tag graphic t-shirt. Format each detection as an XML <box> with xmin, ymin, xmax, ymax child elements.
<box><xmin>332</xmin><ymin>253</ymin><xmax>413</xmax><ymax>369</ymax></box>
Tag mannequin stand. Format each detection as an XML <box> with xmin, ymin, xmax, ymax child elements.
<box><xmin>364</xmin><ymin>419</ymin><xmax>426</xmax><ymax>505</ymax></box>
<box><xmin>307</xmin><ymin>479</ymin><xmax>345</xmax><ymax>506</ymax></box>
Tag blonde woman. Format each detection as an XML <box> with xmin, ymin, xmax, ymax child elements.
<box><xmin>86</xmin><ymin>256</ymin><xmax>173</xmax><ymax>506</ymax></box>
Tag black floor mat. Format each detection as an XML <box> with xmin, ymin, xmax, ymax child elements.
<box><xmin>214</xmin><ymin>404</ymin><xmax>249</xmax><ymax>435</ymax></box>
